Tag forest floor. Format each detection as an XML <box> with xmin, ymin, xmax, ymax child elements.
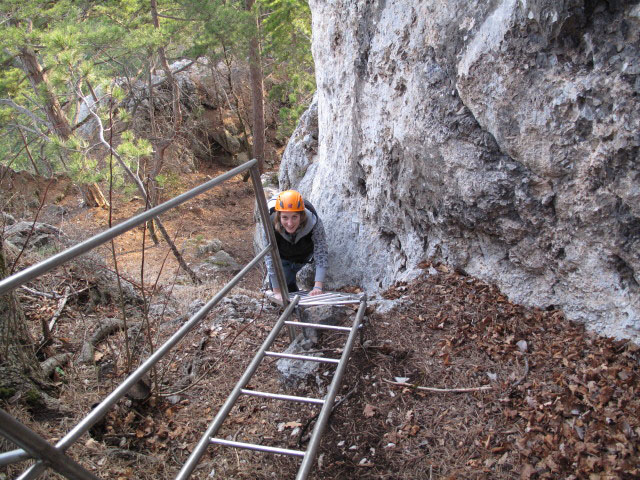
<box><xmin>1</xmin><ymin>163</ymin><xmax>639</xmax><ymax>480</ymax></box>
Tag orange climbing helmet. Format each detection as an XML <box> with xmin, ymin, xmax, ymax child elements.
<box><xmin>275</xmin><ymin>190</ymin><xmax>305</xmax><ymax>212</ymax></box>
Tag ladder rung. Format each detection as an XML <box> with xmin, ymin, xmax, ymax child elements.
<box><xmin>302</xmin><ymin>302</ymin><xmax>361</xmax><ymax>307</ymax></box>
<box><xmin>284</xmin><ymin>321</ymin><xmax>352</xmax><ymax>332</ymax></box>
<box><xmin>300</xmin><ymin>300</ymin><xmax>361</xmax><ymax>305</ymax></box>
<box><xmin>265</xmin><ymin>351</ymin><xmax>340</xmax><ymax>364</ymax></box>
<box><xmin>210</xmin><ymin>438</ymin><xmax>305</xmax><ymax>457</ymax></box>
<box><xmin>241</xmin><ymin>389</ymin><xmax>325</xmax><ymax>405</ymax></box>
<box><xmin>298</xmin><ymin>292</ymin><xmax>361</xmax><ymax>306</ymax></box>
<box><xmin>265</xmin><ymin>290</ymin><xmax>363</xmax><ymax>307</ymax></box>
<box><xmin>297</xmin><ymin>292</ymin><xmax>343</xmax><ymax>300</ymax></box>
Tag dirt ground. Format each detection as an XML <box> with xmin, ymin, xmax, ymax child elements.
<box><xmin>1</xmin><ymin>165</ymin><xmax>639</xmax><ymax>479</ymax></box>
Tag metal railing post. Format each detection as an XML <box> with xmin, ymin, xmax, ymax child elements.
<box><xmin>0</xmin><ymin>409</ymin><xmax>101</xmax><ymax>480</ymax></box>
<box><xmin>248</xmin><ymin>164</ymin><xmax>295</xmax><ymax>340</ymax></box>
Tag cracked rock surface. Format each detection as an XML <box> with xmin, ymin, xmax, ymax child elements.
<box><xmin>279</xmin><ymin>1</ymin><xmax>640</xmax><ymax>341</ymax></box>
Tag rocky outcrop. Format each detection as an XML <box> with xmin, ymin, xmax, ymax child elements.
<box><xmin>4</xmin><ymin>221</ymin><xmax>63</xmax><ymax>250</ymax></box>
<box><xmin>76</xmin><ymin>58</ymin><xmax>252</xmax><ymax>169</ymax></box>
<box><xmin>281</xmin><ymin>1</ymin><xmax>640</xmax><ymax>341</ymax></box>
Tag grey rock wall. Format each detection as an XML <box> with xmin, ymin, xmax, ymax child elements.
<box><xmin>280</xmin><ymin>0</ymin><xmax>640</xmax><ymax>341</ymax></box>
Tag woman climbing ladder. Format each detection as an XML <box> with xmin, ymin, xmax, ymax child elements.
<box><xmin>264</xmin><ymin>190</ymin><xmax>329</xmax><ymax>301</ymax></box>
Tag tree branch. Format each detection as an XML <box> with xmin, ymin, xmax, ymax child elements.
<box><xmin>77</xmin><ymin>88</ymin><xmax>200</xmax><ymax>284</ymax></box>
<box><xmin>0</xmin><ymin>98</ymin><xmax>51</xmax><ymax>131</ymax></box>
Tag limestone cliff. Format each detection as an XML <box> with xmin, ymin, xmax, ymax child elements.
<box><xmin>279</xmin><ymin>0</ymin><xmax>640</xmax><ymax>341</ymax></box>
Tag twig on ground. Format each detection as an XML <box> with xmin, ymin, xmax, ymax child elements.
<box><xmin>36</xmin><ymin>285</ymin><xmax>70</xmax><ymax>351</ymax></box>
<box><xmin>382</xmin><ymin>378</ymin><xmax>492</xmax><ymax>393</ymax></box>
<box><xmin>20</xmin><ymin>285</ymin><xmax>61</xmax><ymax>298</ymax></box>
<box><xmin>48</xmin><ymin>286</ymin><xmax>71</xmax><ymax>331</ymax></box>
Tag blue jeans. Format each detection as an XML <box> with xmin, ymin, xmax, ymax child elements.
<box><xmin>272</xmin><ymin>257</ymin><xmax>312</xmax><ymax>293</ymax></box>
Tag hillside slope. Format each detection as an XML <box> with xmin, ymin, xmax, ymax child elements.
<box><xmin>1</xmin><ymin>163</ymin><xmax>638</xmax><ymax>479</ymax></box>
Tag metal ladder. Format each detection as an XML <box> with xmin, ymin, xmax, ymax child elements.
<box><xmin>177</xmin><ymin>291</ymin><xmax>367</xmax><ymax>480</ymax></box>
<box><xmin>0</xmin><ymin>157</ymin><xmax>366</xmax><ymax>480</ymax></box>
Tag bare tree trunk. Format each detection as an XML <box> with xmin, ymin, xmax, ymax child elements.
<box><xmin>19</xmin><ymin>48</ymin><xmax>72</xmax><ymax>141</ymax></box>
<box><xmin>79</xmin><ymin>183</ymin><xmax>110</xmax><ymax>209</ymax></box>
<box><xmin>245</xmin><ymin>0</ymin><xmax>266</xmax><ymax>173</ymax></box>
<box><xmin>145</xmin><ymin>62</ymin><xmax>161</xmax><ymax>245</ymax></box>
<box><xmin>0</xmin><ymin>238</ymin><xmax>49</xmax><ymax>409</ymax></box>
<box><xmin>149</xmin><ymin>0</ymin><xmax>184</xmax><ymax>241</ymax></box>
<box><xmin>213</xmin><ymin>46</ymin><xmax>251</xmax><ymax>152</ymax></box>
<box><xmin>20</xmin><ymin>48</ymin><xmax>107</xmax><ymax>205</ymax></box>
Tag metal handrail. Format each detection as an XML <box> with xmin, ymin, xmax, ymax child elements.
<box><xmin>0</xmin><ymin>159</ymin><xmax>292</xmax><ymax>480</ymax></box>
<box><xmin>0</xmin><ymin>246</ymin><xmax>272</xmax><ymax>470</ymax></box>
<box><xmin>1</xmin><ymin>160</ymin><xmax>256</xmax><ymax>296</ymax></box>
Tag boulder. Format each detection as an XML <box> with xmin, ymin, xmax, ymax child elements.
<box><xmin>282</xmin><ymin>1</ymin><xmax>640</xmax><ymax>341</ymax></box>
<box><xmin>4</xmin><ymin>221</ymin><xmax>63</xmax><ymax>250</ymax></box>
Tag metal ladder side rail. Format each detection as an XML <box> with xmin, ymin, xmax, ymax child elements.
<box><xmin>296</xmin><ymin>296</ymin><xmax>367</xmax><ymax>479</ymax></box>
<box><xmin>175</xmin><ymin>295</ymin><xmax>302</xmax><ymax>480</ymax></box>
<box><xmin>177</xmin><ymin>296</ymin><xmax>367</xmax><ymax>480</ymax></box>
<box><xmin>0</xmin><ymin>159</ymin><xmax>292</xmax><ymax>480</ymax></box>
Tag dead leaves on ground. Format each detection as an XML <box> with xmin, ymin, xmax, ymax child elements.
<box><xmin>338</xmin><ymin>264</ymin><xmax>639</xmax><ymax>479</ymax></box>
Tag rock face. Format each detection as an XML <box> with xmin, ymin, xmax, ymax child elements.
<box><xmin>280</xmin><ymin>0</ymin><xmax>640</xmax><ymax>341</ymax></box>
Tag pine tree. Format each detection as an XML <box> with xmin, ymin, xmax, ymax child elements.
<box><xmin>0</xmin><ymin>236</ymin><xmax>49</xmax><ymax>411</ymax></box>
<box><xmin>260</xmin><ymin>0</ymin><xmax>314</xmax><ymax>139</ymax></box>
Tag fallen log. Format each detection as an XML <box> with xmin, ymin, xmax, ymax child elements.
<box><xmin>80</xmin><ymin>318</ymin><xmax>129</xmax><ymax>364</ymax></box>
<box><xmin>41</xmin><ymin>353</ymin><xmax>72</xmax><ymax>377</ymax></box>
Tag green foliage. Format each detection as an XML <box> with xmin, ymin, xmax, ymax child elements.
<box><xmin>67</xmin><ymin>151</ymin><xmax>100</xmax><ymax>184</ymax></box>
<box><xmin>260</xmin><ymin>0</ymin><xmax>312</xmax><ymax>61</ymax></box>
<box><xmin>117</xmin><ymin>131</ymin><xmax>152</xmax><ymax>167</ymax></box>
<box><xmin>0</xmin><ymin>0</ymin><xmax>316</xmax><ymax>185</ymax></box>
<box><xmin>0</xmin><ymin>387</ymin><xmax>17</xmax><ymax>399</ymax></box>
<box><xmin>260</xmin><ymin>0</ymin><xmax>315</xmax><ymax>139</ymax></box>
<box><xmin>35</xmin><ymin>242</ymin><xmax>60</xmax><ymax>259</ymax></box>
<box><xmin>277</xmin><ymin>102</ymin><xmax>309</xmax><ymax>138</ymax></box>
<box><xmin>155</xmin><ymin>171</ymin><xmax>180</xmax><ymax>191</ymax></box>
<box><xmin>54</xmin><ymin>366</ymin><xmax>67</xmax><ymax>381</ymax></box>
<box><xmin>0</xmin><ymin>67</ymin><xmax>24</xmax><ymax>99</ymax></box>
<box><xmin>24</xmin><ymin>388</ymin><xmax>42</xmax><ymax>406</ymax></box>
<box><xmin>182</xmin><ymin>1</ymin><xmax>253</xmax><ymax>60</ymax></box>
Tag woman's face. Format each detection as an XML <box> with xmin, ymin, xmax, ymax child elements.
<box><xmin>280</xmin><ymin>212</ymin><xmax>301</xmax><ymax>234</ymax></box>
